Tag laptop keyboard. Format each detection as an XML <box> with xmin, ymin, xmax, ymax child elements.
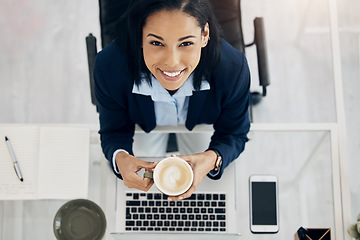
<box><xmin>125</xmin><ymin>192</ymin><xmax>227</xmax><ymax>232</ymax></box>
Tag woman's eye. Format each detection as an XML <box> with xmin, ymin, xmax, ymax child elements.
<box><xmin>180</xmin><ymin>42</ymin><xmax>194</xmax><ymax>47</ymax></box>
<box><xmin>150</xmin><ymin>41</ymin><xmax>163</xmax><ymax>46</ymax></box>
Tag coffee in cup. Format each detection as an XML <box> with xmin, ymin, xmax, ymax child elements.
<box><xmin>144</xmin><ymin>156</ymin><xmax>193</xmax><ymax>196</ymax></box>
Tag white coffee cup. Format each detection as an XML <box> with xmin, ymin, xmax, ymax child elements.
<box><xmin>144</xmin><ymin>156</ymin><xmax>193</xmax><ymax>196</ymax></box>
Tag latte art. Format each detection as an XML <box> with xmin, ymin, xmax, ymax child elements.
<box><xmin>159</xmin><ymin>163</ymin><xmax>191</xmax><ymax>193</ymax></box>
<box><xmin>154</xmin><ymin>157</ymin><xmax>193</xmax><ymax>196</ymax></box>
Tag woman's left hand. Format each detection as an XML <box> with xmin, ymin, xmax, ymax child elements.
<box><xmin>167</xmin><ymin>150</ymin><xmax>218</xmax><ymax>201</ymax></box>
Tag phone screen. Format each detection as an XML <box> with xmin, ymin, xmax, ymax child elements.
<box><xmin>251</xmin><ymin>182</ymin><xmax>277</xmax><ymax>225</ymax></box>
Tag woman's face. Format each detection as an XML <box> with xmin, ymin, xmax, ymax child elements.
<box><xmin>142</xmin><ymin>10</ymin><xmax>209</xmax><ymax>91</ymax></box>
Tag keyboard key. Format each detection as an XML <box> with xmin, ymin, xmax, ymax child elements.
<box><xmin>126</xmin><ymin>221</ymin><xmax>135</xmax><ymax>226</ymax></box>
<box><xmin>215</xmin><ymin>208</ymin><xmax>226</xmax><ymax>214</ymax></box>
<box><xmin>154</xmin><ymin>193</ymin><xmax>162</xmax><ymax>199</ymax></box>
<box><xmin>133</xmin><ymin>193</ymin><xmax>139</xmax><ymax>199</ymax></box>
<box><xmin>217</xmin><ymin>215</ymin><xmax>226</xmax><ymax>220</ymax></box>
<box><xmin>126</xmin><ymin>201</ymin><xmax>141</xmax><ymax>206</ymax></box>
<box><xmin>147</xmin><ymin>193</ymin><xmax>153</xmax><ymax>200</ymax></box>
<box><xmin>219</xmin><ymin>202</ymin><xmax>226</xmax><ymax>207</ymax></box>
<box><xmin>220</xmin><ymin>194</ymin><xmax>226</xmax><ymax>200</ymax></box>
<box><xmin>188</xmin><ymin>194</ymin><xmax>196</xmax><ymax>200</ymax></box>
<box><xmin>213</xmin><ymin>194</ymin><xmax>219</xmax><ymax>200</ymax></box>
<box><xmin>198</xmin><ymin>194</ymin><xmax>205</xmax><ymax>200</ymax></box>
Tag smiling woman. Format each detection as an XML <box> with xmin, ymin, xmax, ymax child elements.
<box><xmin>94</xmin><ymin>0</ymin><xmax>251</xmax><ymax>201</ymax></box>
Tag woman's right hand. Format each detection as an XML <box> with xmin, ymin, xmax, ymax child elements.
<box><xmin>115</xmin><ymin>151</ymin><xmax>158</xmax><ymax>191</ymax></box>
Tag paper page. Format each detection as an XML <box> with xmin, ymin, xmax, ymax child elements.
<box><xmin>0</xmin><ymin>125</ymin><xmax>39</xmax><ymax>200</ymax></box>
<box><xmin>37</xmin><ymin>126</ymin><xmax>90</xmax><ymax>199</ymax></box>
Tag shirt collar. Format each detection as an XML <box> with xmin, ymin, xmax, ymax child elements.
<box><xmin>132</xmin><ymin>73</ymin><xmax>210</xmax><ymax>101</ymax></box>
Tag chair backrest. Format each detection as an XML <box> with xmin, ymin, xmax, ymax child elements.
<box><xmin>209</xmin><ymin>0</ymin><xmax>245</xmax><ymax>53</ymax></box>
<box><xmin>99</xmin><ymin>0</ymin><xmax>131</xmax><ymax>48</ymax></box>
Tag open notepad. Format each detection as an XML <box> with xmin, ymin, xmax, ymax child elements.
<box><xmin>0</xmin><ymin>125</ymin><xmax>90</xmax><ymax>200</ymax></box>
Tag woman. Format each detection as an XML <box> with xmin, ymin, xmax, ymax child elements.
<box><xmin>94</xmin><ymin>0</ymin><xmax>251</xmax><ymax>201</ymax></box>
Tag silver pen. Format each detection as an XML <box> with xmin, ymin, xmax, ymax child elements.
<box><xmin>5</xmin><ymin>136</ymin><xmax>24</xmax><ymax>182</ymax></box>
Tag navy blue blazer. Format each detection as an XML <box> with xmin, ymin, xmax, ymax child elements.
<box><xmin>94</xmin><ymin>40</ymin><xmax>251</xmax><ymax>180</ymax></box>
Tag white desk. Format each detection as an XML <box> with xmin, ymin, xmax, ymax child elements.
<box><xmin>0</xmin><ymin>123</ymin><xmax>351</xmax><ymax>239</ymax></box>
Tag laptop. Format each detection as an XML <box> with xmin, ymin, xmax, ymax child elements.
<box><xmin>111</xmin><ymin>158</ymin><xmax>240</xmax><ymax>239</ymax></box>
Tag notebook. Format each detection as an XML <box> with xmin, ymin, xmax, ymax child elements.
<box><xmin>0</xmin><ymin>125</ymin><xmax>90</xmax><ymax>200</ymax></box>
<box><xmin>112</xmin><ymin>159</ymin><xmax>240</xmax><ymax>239</ymax></box>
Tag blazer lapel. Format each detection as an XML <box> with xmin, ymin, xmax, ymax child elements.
<box><xmin>134</xmin><ymin>94</ymin><xmax>156</xmax><ymax>133</ymax></box>
<box><xmin>186</xmin><ymin>90</ymin><xmax>209</xmax><ymax>130</ymax></box>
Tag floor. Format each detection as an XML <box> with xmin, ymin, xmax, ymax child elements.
<box><xmin>0</xmin><ymin>0</ymin><xmax>359</xmax><ymax>238</ymax></box>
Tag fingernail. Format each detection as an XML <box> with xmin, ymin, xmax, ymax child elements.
<box><xmin>179</xmin><ymin>196</ymin><xmax>183</xmax><ymax>200</ymax></box>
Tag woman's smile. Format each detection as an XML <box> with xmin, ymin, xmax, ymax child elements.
<box><xmin>160</xmin><ymin>69</ymin><xmax>185</xmax><ymax>82</ymax></box>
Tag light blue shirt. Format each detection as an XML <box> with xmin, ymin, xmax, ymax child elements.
<box><xmin>132</xmin><ymin>74</ymin><xmax>210</xmax><ymax>126</ymax></box>
<box><xmin>112</xmin><ymin>74</ymin><xmax>210</xmax><ymax>173</ymax></box>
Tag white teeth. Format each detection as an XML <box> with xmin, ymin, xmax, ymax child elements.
<box><xmin>163</xmin><ymin>71</ymin><xmax>181</xmax><ymax>77</ymax></box>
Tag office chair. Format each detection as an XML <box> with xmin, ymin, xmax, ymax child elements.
<box><xmin>86</xmin><ymin>0</ymin><xmax>270</xmax><ymax>118</ymax></box>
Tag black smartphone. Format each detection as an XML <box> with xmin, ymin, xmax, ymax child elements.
<box><xmin>249</xmin><ymin>175</ymin><xmax>279</xmax><ymax>233</ymax></box>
